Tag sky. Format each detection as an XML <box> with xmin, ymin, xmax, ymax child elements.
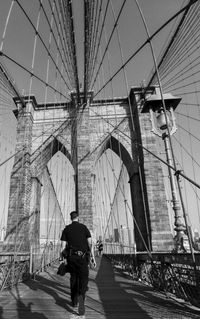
<box><xmin>0</xmin><ymin>0</ymin><xmax>186</xmax><ymax>101</ymax></box>
<box><xmin>1</xmin><ymin>0</ymin><xmax>200</xmax><ymax>243</ymax></box>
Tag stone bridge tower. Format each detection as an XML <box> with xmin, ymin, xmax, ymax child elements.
<box><xmin>5</xmin><ymin>87</ymin><xmax>173</xmax><ymax>252</ymax></box>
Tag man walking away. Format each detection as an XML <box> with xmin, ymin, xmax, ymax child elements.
<box><xmin>60</xmin><ymin>211</ymin><xmax>96</xmax><ymax>316</ymax></box>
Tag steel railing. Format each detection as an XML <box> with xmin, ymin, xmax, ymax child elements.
<box><xmin>0</xmin><ymin>243</ymin><xmax>60</xmax><ymax>291</ymax></box>
<box><xmin>0</xmin><ymin>252</ymin><xmax>30</xmax><ymax>291</ymax></box>
<box><xmin>104</xmin><ymin>242</ymin><xmax>200</xmax><ymax>308</ymax></box>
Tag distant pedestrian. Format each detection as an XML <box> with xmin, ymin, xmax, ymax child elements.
<box><xmin>60</xmin><ymin>211</ymin><xmax>96</xmax><ymax>316</ymax></box>
<box><xmin>96</xmin><ymin>236</ymin><xmax>103</xmax><ymax>256</ymax></box>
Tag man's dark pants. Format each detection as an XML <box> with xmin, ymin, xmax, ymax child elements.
<box><xmin>67</xmin><ymin>255</ymin><xmax>89</xmax><ymax>304</ymax></box>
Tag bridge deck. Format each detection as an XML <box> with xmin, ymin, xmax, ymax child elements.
<box><xmin>1</xmin><ymin>256</ymin><xmax>200</xmax><ymax>319</ymax></box>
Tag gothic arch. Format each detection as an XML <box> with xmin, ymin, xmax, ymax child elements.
<box><xmin>31</xmin><ymin>137</ymin><xmax>73</xmax><ymax>178</ymax></box>
<box><xmin>97</xmin><ymin>135</ymin><xmax>134</xmax><ymax>179</ymax></box>
<box><xmin>96</xmin><ymin>135</ymin><xmax>151</xmax><ymax>252</ymax></box>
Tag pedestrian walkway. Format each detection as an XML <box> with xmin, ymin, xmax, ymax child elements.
<box><xmin>1</xmin><ymin>256</ymin><xmax>200</xmax><ymax>319</ymax></box>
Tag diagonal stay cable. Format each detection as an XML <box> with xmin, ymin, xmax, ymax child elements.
<box><xmin>151</xmin><ymin>3</ymin><xmax>200</xmax><ymax>86</ymax></box>
<box><xmin>87</xmin><ymin>106</ymin><xmax>200</xmax><ymax>190</ymax></box>
<box><xmin>93</xmin><ymin>0</ymin><xmax>199</xmax><ymax>98</ymax></box>
<box><xmin>173</xmin><ymin>134</ymin><xmax>200</xmax><ymax>169</ymax></box>
<box><xmin>14</xmin><ymin>0</ymin><xmax>73</xmax><ymax>91</ymax></box>
<box><xmin>1</xmin><ymin>52</ymin><xmax>70</xmax><ymax>100</ymax></box>
<box><xmin>176</xmin><ymin>111</ymin><xmax>200</xmax><ymax>123</ymax></box>
<box><xmin>103</xmin><ymin>148</ymin><xmax>151</xmax><ymax>253</ymax></box>
<box><xmin>147</xmin><ymin>0</ymin><xmax>199</xmax><ymax>86</ymax></box>
<box><xmin>0</xmin><ymin>104</ymin><xmax>75</xmax><ymax>168</ymax></box>
<box><xmin>0</xmin><ymin>58</ymin><xmax>26</xmax><ymax>107</ymax></box>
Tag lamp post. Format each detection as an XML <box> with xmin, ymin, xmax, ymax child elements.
<box><xmin>142</xmin><ymin>90</ymin><xmax>186</xmax><ymax>252</ymax></box>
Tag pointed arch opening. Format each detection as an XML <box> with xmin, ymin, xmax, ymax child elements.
<box><xmin>31</xmin><ymin>137</ymin><xmax>75</xmax><ymax>245</ymax></box>
<box><xmin>94</xmin><ymin>135</ymin><xmax>151</xmax><ymax>253</ymax></box>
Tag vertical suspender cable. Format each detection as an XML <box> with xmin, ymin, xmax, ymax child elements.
<box><xmin>110</xmin><ymin>0</ymin><xmax>151</xmax><ymax>251</ymax></box>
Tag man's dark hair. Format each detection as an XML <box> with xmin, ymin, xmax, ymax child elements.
<box><xmin>70</xmin><ymin>211</ymin><xmax>79</xmax><ymax>220</ymax></box>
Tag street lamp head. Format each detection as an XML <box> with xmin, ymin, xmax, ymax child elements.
<box><xmin>141</xmin><ymin>92</ymin><xmax>182</xmax><ymax>113</ymax></box>
<box><xmin>141</xmin><ymin>91</ymin><xmax>182</xmax><ymax>137</ymax></box>
<box><xmin>156</xmin><ymin>109</ymin><xmax>170</xmax><ymax>130</ymax></box>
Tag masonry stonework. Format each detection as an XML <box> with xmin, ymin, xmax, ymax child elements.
<box><xmin>5</xmin><ymin>99</ymin><xmax>34</xmax><ymax>251</ymax></box>
<box><xmin>6</xmin><ymin>88</ymin><xmax>173</xmax><ymax>252</ymax></box>
<box><xmin>76</xmin><ymin>104</ymin><xmax>93</xmax><ymax>229</ymax></box>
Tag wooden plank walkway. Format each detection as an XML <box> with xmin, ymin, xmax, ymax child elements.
<box><xmin>1</xmin><ymin>255</ymin><xmax>200</xmax><ymax>319</ymax></box>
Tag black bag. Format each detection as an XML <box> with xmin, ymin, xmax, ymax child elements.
<box><xmin>57</xmin><ymin>261</ymin><xmax>72</xmax><ymax>276</ymax></box>
<box><xmin>57</xmin><ymin>262</ymin><xmax>67</xmax><ymax>276</ymax></box>
<box><xmin>61</xmin><ymin>247</ymin><xmax>69</xmax><ymax>258</ymax></box>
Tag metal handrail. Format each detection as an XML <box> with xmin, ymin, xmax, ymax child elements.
<box><xmin>104</xmin><ymin>243</ymin><xmax>200</xmax><ymax>307</ymax></box>
<box><xmin>0</xmin><ymin>243</ymin><xmax>60</xmax><ymax>291</ymax></box>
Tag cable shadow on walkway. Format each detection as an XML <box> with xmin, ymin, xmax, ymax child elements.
<box><xmin>116</xmin><ymin>272</ymin><xmax>200</xmax><ymax>316</ymax></box>
<box><xmin>95</xmin><ymin>256</ymin><xmax>152</xmax><ymax>319</ymax></box>
<box><xmin>95</xmin><ymin>256</ymin><xmax>200</xmax><ymax>319</ymax></box>
<box><xmin>15</xmin><ymin>300</ymin><xmax>48</xmax><ymax>319</ymax></box>
<box><xmin>2</xmin><ymin>286</ymin><xmax>49</xmax><ymax>319</ymax></box>
<box><xmin>23</xmin><ymin>266</ymin><xmax>77</xmax><ymax>316</ymax></box>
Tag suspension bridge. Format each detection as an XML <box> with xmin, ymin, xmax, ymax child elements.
<box><xmin>1</xmin><ymin>0</ymin><xmax>200</xmax><ymax>318</ymax></box>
